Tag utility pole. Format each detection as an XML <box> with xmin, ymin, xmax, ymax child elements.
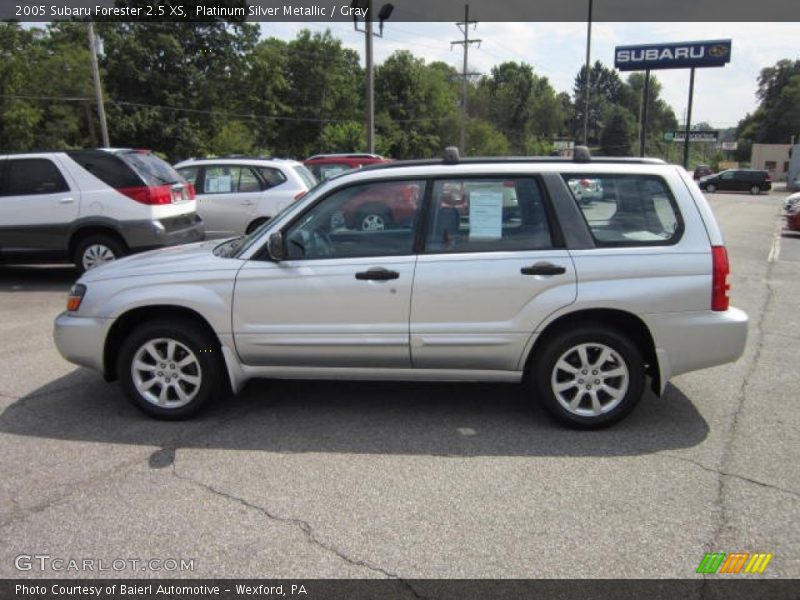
<box><xmin>451</xmin><ymin>4</ymin><xmax>481</xmax><ymax>153</ymax></box>
<box><xmin>87</xmin><ymin>22</ymin><xmax>109</xmax><ymax>147</ymax></box>
<box><xmin>582</xmin><ymin>0</ymin><xmax>593</xmax><ymax>146</ymax></box>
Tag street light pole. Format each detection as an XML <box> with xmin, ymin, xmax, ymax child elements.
<box><xmin>582</xmin><ymin>0</ymin><xmax>593</xmax><ymax>146</ymax></box>
<box><xmin>353</xmin><ymin>1</ymin><xmax>393</xmax><ymax>154</ymax></box>
<box><xmin>87</xmin><ymin>22</ymin><xmax>109</xmax><ymax>147</ymax></box>
<box><xmin>365</xmin><ymin>5</ymin><xmax>375</xmax><ymax>153</ymax></box>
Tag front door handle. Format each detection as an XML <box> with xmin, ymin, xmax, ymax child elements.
<box><xmin>521</xmin><ymin>262</ymin><xmax>566</xmax><ymax>276</ymax></box>
<box><xmin>58</xmin><ymin>197</ymin><xmax>75</xmax><ymax>204</ymax></box>
<box><xmin>355</xmin><ymin>268</ymin><xmax>400</xmax><ymax>281</ymax></box>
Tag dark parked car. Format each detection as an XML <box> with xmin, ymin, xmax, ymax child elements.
<box><xmin>698</xmin><ymin>169</ymin><xmax>771</xmax><ymax>195</ymax></box>
<box><xmin>693</xmin><ymin>165</ymin><xmax>713</xmax><ymax>180</ymax></box>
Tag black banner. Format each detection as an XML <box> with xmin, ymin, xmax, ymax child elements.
<box><xmin>2</xmin><ymin>579</ymin><xmax>800</xmax><ymax>600</ymax></box>
<box><xmin>2</xmin><ymin>0</ymin><xmax>799</xmax><ymax>22</ymax></box>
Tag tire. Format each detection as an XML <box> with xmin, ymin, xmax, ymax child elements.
<box><xmin>357</xmin><ymin>206</ymin><xmax>391</xmax><ymax>231</ymax></box>
<box><xmin>530</xmin><ymin>326</ymin><xmax>645</xmax><ymax>429</ymax></box>
<box><xmin>117</xmin><ymin>318</ymin><xmax>224</xmax><ymax>420</ymax></box>
<box><xmin>74</xmin><ymin>234</ymin><xmax>126</xmax><ymax>274</ymax></box>
<box><xmin>705</xmin><ymin>183</ymin><xmax>716</xmax><ymax>193</ymax></box>
<box><xmin>750</xmin><ymin>185</ymin><xmax>761</xmax><ymax>195</ymax></box>
<box><xmin>246</xmin><ymin>217</ymin><xmax>269</xmax><ymax>234</ymax></box>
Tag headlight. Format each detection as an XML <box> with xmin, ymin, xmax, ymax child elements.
<box><xmin>66</xmin><ymin>284</ymin><xmax>87</xmax><ymax>312</ymax></box>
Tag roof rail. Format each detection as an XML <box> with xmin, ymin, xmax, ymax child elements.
<box><xmin>358</xmin><ymin>149</ymin><xmax>666</xmax><ymax>173</ymax></box>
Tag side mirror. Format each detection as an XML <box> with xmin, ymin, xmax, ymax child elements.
<box><xmin>267</xmin><ymin>232</ymin><xmax>285</xmax><ymax>261</ymax></box>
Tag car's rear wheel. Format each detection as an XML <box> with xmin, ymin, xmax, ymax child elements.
<box><xmin>117</xmin><ymin>319</ymin><xmax>223</xmax><ymax>419</ymax></box>
<box><xmin>531</xmin><ymin>326</ymin><xmax>645</xmax><ymax>429</ymax></box>
<box><xmin>750</xmin><ymin>185</ymin><xmax>761</xmax><ymax>195</ymax></box>
<box><xmin>705</xmin><ymin>183</ymin><xmax>716</xmax><ymax>193</ymax></box>
<box><xmin>357</xmin><ymin>206</ymin><xmax>391</xmax><ymax>231</ymax></box>
<box><xmin>74</xmin><ymin>234</ymin><xmax>125</xmax><ymax>274</ymax></box>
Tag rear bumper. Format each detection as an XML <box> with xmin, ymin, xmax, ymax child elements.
<box><xmin>645</xmin><ymin>307</ymin><xmax>748</xmax><ymax>392</ymax></box>
<box><xmin>121</xmin><ymin>214</ymin><xmax>205</xmax><ymax>251</ymax></box>
<box><xmin>53</xmin><ymin>312</ymin><xmax>112</xmax><ymax>374</ymax></box>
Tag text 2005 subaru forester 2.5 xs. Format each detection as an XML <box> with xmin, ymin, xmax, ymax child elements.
<box><xmin>54</xmin><ymin>147</ymin><xmax>748</xmax><ymax>429</ymax></box>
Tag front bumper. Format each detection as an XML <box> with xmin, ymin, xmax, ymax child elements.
<box><xmin>53</xmin><ymin>312</ymin><xmax>113</xmax><ymax>374</ymax></box>
<box><xmin>121</xmin><ymin>214</ymin><xmax>205</xmax><ymax>251</ymax></box>
<box><xmin>645</xmin><ymin>307</ymin><xmax>749</xmax><ymax>391</ymax></box>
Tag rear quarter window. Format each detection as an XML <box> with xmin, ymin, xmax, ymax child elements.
<box><xmin>117</xmin><ymin>151</ymin><xmax>184</xmax><ymax>186</ymax></box>
<box><xmin>562</xmin><ymin>174</ymin><xmax>683</xmax><ymax>246</ymax></box>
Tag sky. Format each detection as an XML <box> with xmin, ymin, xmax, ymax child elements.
<box><xmin>260</xmin><ymin>21</ymin><xmax>799</xmax><ymax>131</ymax></box>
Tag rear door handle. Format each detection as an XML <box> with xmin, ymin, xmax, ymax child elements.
<box><xmin>58</xmin><ymin>197</ymin><xmax>75</xmax><ymax>204</ymax></box>
<box><xmin>355</xmin><ymin>268</ymin><xmax>400</xmax><ymax>281</ymax></box>
<box><xmin>521</xmin><ymin>262</ymin><xmax>567</xmax><ymax>276</ymax></box>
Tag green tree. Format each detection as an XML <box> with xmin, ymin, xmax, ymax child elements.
<box><xmin>600</xmin><ymin>106</ymin><xmax>635</xmax><ymax>156</ymax></box>
<box><xmin>473</xmin><ymin>62</ymin><xmax>565</xmax><ymax>155</ymax></box>
<box><xmin>319</xmin><ymin>121</ymin><xmax>366</xmax><ymax>153</ymax></box>
<box><xmin>571</xmin><ymin>61</ymin><xmax>629</xmax><ymax>145</ymax></box>
<box><xmin>96</xmin><ymin>21</ymin><xmax>260</xmax><ymax>159</ymax></box>
<box><xmin>275</xmin><ymin>29</ymin><xmax>362</xmax><ymax>158</ymax></box>
<box><xmin>374</xmin><ymin>51</ymin><xmax>459</xmax><ymax>158</ymax></box>
<box><xmin>737</xmin><ymin>59</ymin><xmax>800</xmax><ymax>146</ymax></box>
<box><xmin>0</xmin><ymin>23</ymin><xmax>44</xmax><ymax>152</ymax></box>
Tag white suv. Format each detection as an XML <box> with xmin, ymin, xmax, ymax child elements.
<box><xmin>54</xmin><ymin>148</ymin><xmax>748</xmax><ymax>428</ymax></box>
<box><xmin>174</xmin><ymin>157</ymin><xmax>317</xmax><ymax>238</ymax></box>
<box><xmin>0</xmin><ymin>149</ymin><xmax>203</xmax><ymax>273</ymax></box>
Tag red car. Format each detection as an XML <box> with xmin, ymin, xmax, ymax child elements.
<box><xmin>303</xmin><ymin>153</ymin><xmax>391</xmax><ymax>181</ymax></box>
<box><xmin>337</xmin><ymin>182</ymin><xmax>420</xmax><ymax>231</ymax></box>
<box><xmin>786</xmin><ymin>203</ymin><xmax>800</xmax><ymax>231</ymax></box>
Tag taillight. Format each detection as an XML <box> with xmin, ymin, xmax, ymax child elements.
<box><xmin>711</xmin><ymin>246</ymin><xmax>730</xmax><ymax>311</ymax></box>
<box><xmin>187</xmin><ymin>183</ymin><xmax>196</xmax><ymax>200</ymax></box>
<box><xmin>116</xmin><ymin>184</ymin><xmax>173</xmax><ymax>205</ymax></box>
<box><xmin>66</xmin><ymin>284</ymin><xmax>86</xmax><ymax>312</ymax></box>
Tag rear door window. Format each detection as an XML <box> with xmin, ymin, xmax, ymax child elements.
<box><xmin>562</xmin><ymin>174</ymin><xmax>682</xmax><ymax>246</ymax></box>
<box><xmin>424</xmin><ymin>178</ymin><xmax>553</xmax><ymax>253</ymax></box>
<box><xmin>2</xmin><ymin>159</ymin><xmax>69</xmax><ymax>196</ymax></box>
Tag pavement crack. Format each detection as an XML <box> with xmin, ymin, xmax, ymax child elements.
<box><xmin>706</xmin><ymin>249</ymin><xmax>777</xmax><ymax>561</ymax></box>
<box><xmin>660</xmin><ymin>453</ymin><xmax>799</xmax><ymax>499</ymax></box>
<box><xmin>171</xmin><ymin>463</ymin><xmax>425</xmax><ymax>598</ymax></box>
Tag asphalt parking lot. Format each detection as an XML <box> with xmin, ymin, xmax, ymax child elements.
<box><xmin>0</xmin><ymin>189</ymin><xmax>798</xmax><ymax>580</ymax></box>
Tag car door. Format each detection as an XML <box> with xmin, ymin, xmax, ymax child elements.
<box><xmin>410</xmin><ymin>176</ymin><xmax>577</xmax><ymax>371</ymax></box>
<box><xmin>232</xmin><ymin>178</ymin><xmax>425</xmax><ymax>368</ymax></box>
<box><xmin>195</xmin><ymin>165</ymin><xmax>260</xmax><ymax>238</ymax></box>
<box><xmin>0</xmin><ymin>157</ymin><xmax>78</xmax><ymax>257</ymax></box>
<box><xmin>718</xmin><ymin>171</ymin><xmax>736</xmax><ymax>191</ymax></box>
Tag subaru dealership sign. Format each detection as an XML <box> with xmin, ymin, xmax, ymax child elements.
<box><xmin>615</xmin><ymin>40</ymin><xmax>732</xmax><ymax>71</ymax></box>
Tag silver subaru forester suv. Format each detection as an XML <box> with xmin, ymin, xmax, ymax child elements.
<box><xmin>54</xmin><ymin>148</ymin><xmax>748</xmax><ymax>428</ymax></box>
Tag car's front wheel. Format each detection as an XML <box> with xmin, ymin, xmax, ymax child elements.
<box><xmin>117</xmin><ymin>319</ymin><xmax>224</xmax><ymax>419</ymax></box>
<box><xmin>531</xmin><ymin>326</ymin><xmax>645</xmax><ymax>429</ymax></box>
<box><xmin>705</xmin><ymin>183</ymin><xmax>716</xmax><ymax>193</ymax></box>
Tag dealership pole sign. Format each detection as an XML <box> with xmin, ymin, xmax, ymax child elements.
<box><xmin>615</xmin><ymin>40</ymin><xmax>732</xmax><ymax>71</ymax></box>
<box><xmin>613</xmin><ymin>39</ymin><xmax>732</xmax><ymax>167</ymax></box>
